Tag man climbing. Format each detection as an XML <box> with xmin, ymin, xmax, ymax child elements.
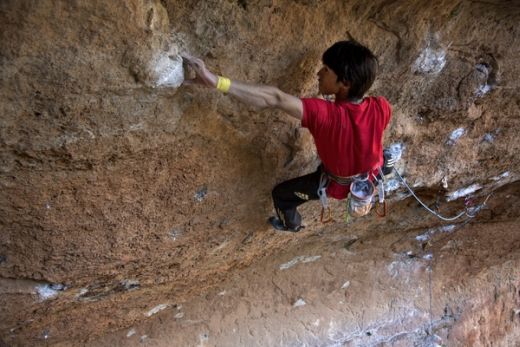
<box><xmin>183</xmin><ymin>40</ymin><xmax>392</xmax><ymax>232</ymax></box>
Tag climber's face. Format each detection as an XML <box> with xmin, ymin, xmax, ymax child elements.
<box><xmin>317</xmin><ymin>64</ymin><xmax>346</xmax><ymax>96</ymax></box>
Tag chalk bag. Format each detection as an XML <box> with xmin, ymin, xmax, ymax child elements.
<box><xmin>347</xmin><ymin>176</ymin><xmax>375</xmax><ymax>218</ymax></box>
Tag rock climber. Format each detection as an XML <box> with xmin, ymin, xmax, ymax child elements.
<box><xmin>183</xmin><ymin>40</ymin><xmax>393</xmax><ymax>232</ymax></box>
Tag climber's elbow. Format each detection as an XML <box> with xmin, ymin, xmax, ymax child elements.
<box><xmin>264</xmin><ymin>87</ymin><xmax>284</xmax><ymax>109</ymax></box>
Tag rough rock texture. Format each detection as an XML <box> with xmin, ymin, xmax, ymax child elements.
<box><xmin>0</xmin><ymin>0</ymin><xmax>519</xmax><ymax>346</ymax></box>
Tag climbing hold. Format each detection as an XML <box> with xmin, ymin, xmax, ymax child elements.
<box><xmin>149</xmin><ymin>53</ymin><xmax>184</xmax><ymax>88</ymax></box>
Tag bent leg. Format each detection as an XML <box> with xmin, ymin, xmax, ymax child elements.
<box><xmin>271</xmin><ymin>167</ymin><xmax>322</xmax><ymax>229</ymax></box>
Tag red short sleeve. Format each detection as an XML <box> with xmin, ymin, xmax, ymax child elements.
<box><xmin>301</xmin><ymin>98</ymin><xmax>332</xmax><ymax>135</ymax></box>
<box><xmin>377</xmin><ymin>96</ymin><xmax>392</xmax><ymax>128</ymax></box>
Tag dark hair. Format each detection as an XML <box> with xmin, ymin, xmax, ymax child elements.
<box><xmin>322</xmin><ymin>40</ymin><xmax>378</xmax><ymax>99</ymax></box>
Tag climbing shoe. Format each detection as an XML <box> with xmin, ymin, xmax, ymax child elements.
<box><xmin>268</xmin><ymin>216</ymin><xmax>304</xmax><ymax>233</ymax></box>
<box><xmin>382</xmin><ymin>146</ymin><xmax>401</xmax><ymax>175</ymax></box>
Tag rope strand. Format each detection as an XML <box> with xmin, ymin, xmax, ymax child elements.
<box><xmin>393</xmin><ymin>169</ymin><xmax>491</xmax><ymax>222</ymax></box>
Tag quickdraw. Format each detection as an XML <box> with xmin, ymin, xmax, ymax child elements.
<box><xmin>374</xmin><ymin>167</ymin><xmax>387</xmax><ymax>218</ymax></box>
<box><xmin>320</xmin><ymin>206</ymin><xmax>333</xmax><ymax>223</ymax></box>
<box><xmin>375</xmin><ymin>200</ymin><xmax>387</xmax><ymax>217</ymax></box>
<box><xmin>318</xmin><ymin>171</ymin><xmax>334</xmax><ymax>223</ymax></box>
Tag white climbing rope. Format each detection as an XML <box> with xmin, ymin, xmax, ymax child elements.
<box><xmin>393</xmin><ymin>168</ymin><xmax>491</xmax><ymax>222</ymax></box>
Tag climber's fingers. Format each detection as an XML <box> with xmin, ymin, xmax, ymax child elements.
<box><xmin>181</xmin><ymin>54</ymin><xmax>217</xmax><ymax>88</ymax></box>
<box><xmin>182</xmin><ymin>78</ymin><xmax>196</xmax><ymax>86</ymax></box>
<box><xmin>183</xmin><ymin>75</ymin><xmax>205</xmax><ymax>86</ymax></box>
<box><xmin>182</xmin><ymin>54</ymin><xmax>208</xmax><ymax>77</ymax></box>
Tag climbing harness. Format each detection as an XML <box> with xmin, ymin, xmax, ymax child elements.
<box><xmin>318</xmin><ymin>169</ymin><xmax>378</xmax><ymax>223</ymax></box>
<box><xmin>317</xmin><ymin>146</ymin><xmax>401</xmax><ymax>223</ymax></box>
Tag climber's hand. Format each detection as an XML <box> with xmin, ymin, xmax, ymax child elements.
<box><xmin>182</xmin><ymin>54</ymin><xmax>218</xmax><ymax>88</ymax></box>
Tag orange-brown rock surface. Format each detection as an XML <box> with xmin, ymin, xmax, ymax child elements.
<box><xmin>1</xmin><ymin>1</ymin><xmax>519</xmax><ymax>346</ymax></box>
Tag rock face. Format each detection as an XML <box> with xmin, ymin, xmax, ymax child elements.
<box><xmin>0</xmin><ymin>1</ymin><xmax>519</xmax><ymax>346</ymax></box>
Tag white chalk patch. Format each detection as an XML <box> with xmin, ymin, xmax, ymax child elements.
<box><xmin>327</xmin><ymin>320</ymin><xmax>347</xmax><ymax>342</ymax></box>
<box><xmin>313</xmin><ymin>319</ymin><xmax>321</xmax><ymax>326</ymax></box>
<box><xmin>36</xmin><ymin>285</ymin><xmax>58</xmax><ymax>300</ymax></box>
<box><xmin>83</xmin><ymin>128</ymin><xmax>95</xmax><ymax>139</ymax></box>
<box><xmin>476</xmin><ymin>84</ymin><xmax>492</xmax><ymax>97</ymax></box>
<box><xmin>384</xmin><ymin>178</ymin><xmax>401</xmax><ymax>192</ymax></box>
<box><xmin>417</xmin><ymin>224</ymin><xmax>456</xmax><ymax>242</ymax></box>
<box><xmin>194</xmin><ymin>187</ymin><xmax>208</xmax><ymax>202</ymax></box>
<box><xmin>145</xmin><ymin>303</ymin><xmax>169</xmax><ymax>317</ymax></box>
<box><xmin>298</xmin><ymin>255</ymin><xmax>321</xmax><ymax>264</ymax></box>
<box><xmin>412</xmin><ymin>47</ymin><xmax>446</xmax><ymax>74</ymax></box>
<box><xmin>416</xmin><ymin>233</ymin><xmax>430</xmax><ymax>242</ymax></box>
<box><xmin>341</xmin><ymin>281</ymin><xmax>350</xmax><ymax>289</ymax></box>
<box><xmin>174</xmin><ymin>312</ymin><xmax>184</xmax><ymax>319</ymax></box>
<box><xmin>483</xmin><ymin>133</ymin><xmax>495</xmax><ymax>143</ymax></box>
<box><xmin>388</xmin><ymin>143</ymin><xmax>403</xmax><ymax>161</ymax></box>
<box><xmin>422</xmin><ymin>333</ymin><xmax>444</xmax><ymax>347</ymax></box>
<box><xmin>293</xmin><ymin>298</ymin><xmax>306</xmax><ymax>307</ymax></box>
<box><xmin>126</xmin><ymin>329</ymin><xmax>136</xmax><ymax>338</ymax></box>
<box><xmin>214</xmin><ymin>242</ymin><xmax>228</xmax><ymax>251</ymax></box>
<box><xmin>217</xmin><ymin>290</ymin><xmax>226</xmax><ymax>296</ymax></box>
<box><xmin>423</xmin><ymin>253</ymin><xmax>433</xmax><ymax>260</ymax></box>
<box><xmin>387</xmin><ymin>260</ymin><xmax>422</xmax><ymax>283</ymax></box>
<box><xmin>442</xmin><ymin>176</ymin><xmax>448</xmax><ymax>189</ymax></box>
<box><xmin>35</xmin><ymin>283</ymin><xmax>64</xmax><ymax>301</ymax></box>
<box><xmin>121</xmin><ymin>279</ymin><xmax>140</xmax><ymax>291</ymax></box>
<box><xmin>412</xmin><ymin>179</ymin><xmax>424</xmax><ymax>188</ymax></box>
<box><xmin>279</xmin><ymin>255</ymin><xmax>321</xmax><ymax>270</ymax></box>
<box><xmin>128</xmin><ymin>123</ymin><xmax>144</xmax><ymax>132</ymax></box>
<box><xmin>140</xmin><ymin>335</ymin><xmax>148</xmax><ymax>342</ymax></box>
<box><xmin>56</xmin><ymin>134</ymin><xmax>80</xmax><ymax>146</ymax></box>
<box><xmin>473</xmin><ymin>63</ymin><xmax>492</xmax><ymax>97</ymax></box>
<box><xmin>475</xmin><ymin>63</ymin><xmax>490</xmax><ymax>75</ymax></box>
<box><xmin>446</xmin><ymin>183</ymin><xmax>482</xmax><ymax>201</ymax></box>
<box><xmin>448</xmin><ymin>127</ymin><xmax>465</xmax><ymax>144</ymax></box>
<box><xmin>45</xmin><ymin>203</ymin><xmax>51</xmax><ymax>209</ymax></box>
<box><xmin>439</xmin><ymin>225</ymin><xmax>456</xmax><ymax>233</ymax></box>
<box><xmin>150</xmin><ymin>53</ymin><xmax>184</xmax><ymax>88</ymax></box>
<box><xmin>169</xmin><ymin>229</ymin><xmax>181</xmax><ymax>241</ymax></box>
<box><xmin>490</xmin><ymin>171</ymin><xmax>510</xmax><ymax>181</ymax></box>
<box><xmin>76</xmin><ymin>288</ymin><xmax>88</xmax><ymax>297</ymax></box>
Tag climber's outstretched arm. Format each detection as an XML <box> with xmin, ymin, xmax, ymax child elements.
<box><xmin>182</xmin><ymin>55</ymin><xmax>303</xmax><ymax>120</ymax></box>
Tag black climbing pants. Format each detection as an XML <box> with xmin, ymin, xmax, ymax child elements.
<box><xmin>271</xmin><ymin>166</ymin><xmax>323</xmax><ymax>229</ymax></box>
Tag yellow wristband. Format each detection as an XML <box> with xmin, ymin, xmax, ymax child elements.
<box><xmin>216</xmin><ymin>76</ymin><xmax>231</xmax><ymax>93</ymax></box>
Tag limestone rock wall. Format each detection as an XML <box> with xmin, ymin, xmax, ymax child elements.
<box><xmin>1</xmin><ymin>0</ymin><xmax>519</xmax><ymax>346</ymax></box>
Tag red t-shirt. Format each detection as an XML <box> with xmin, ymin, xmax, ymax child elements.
<box><xmin>301</xmin><ymin>96</ymin><xmax>392</xmax><ymax>199</ymax></box>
